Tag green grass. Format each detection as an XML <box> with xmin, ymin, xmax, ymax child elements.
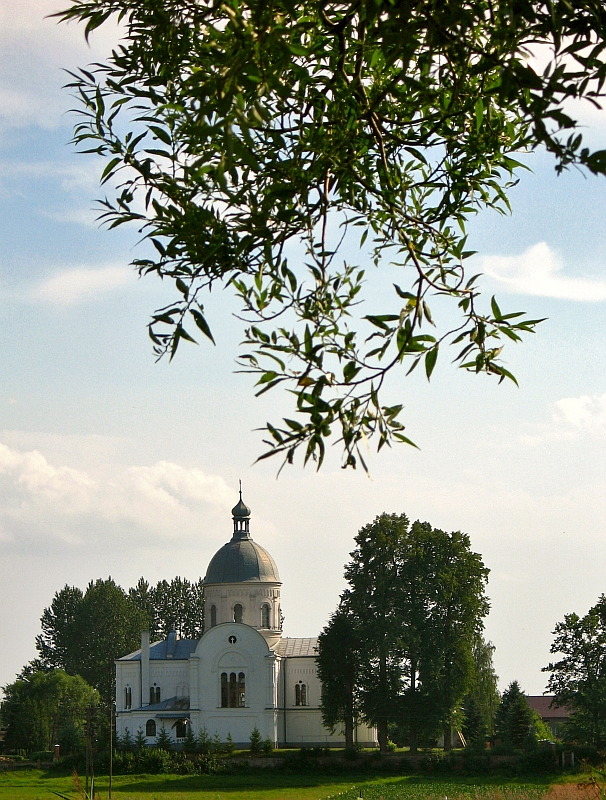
<box><xmin>0</xmin><ymin>770</ymin><xmax>560</xmax><ymax>800</ymax></box>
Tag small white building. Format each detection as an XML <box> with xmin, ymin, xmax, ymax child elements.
<box><xmin>115</xmin><ymin>493</ymin><xmax>376</xmax><ymax>748</ymax></box>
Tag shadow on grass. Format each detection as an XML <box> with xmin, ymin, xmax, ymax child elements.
<box><xmin>108</xmin><ymin>771</ymin><xmax>383</xmax><ymax>794</ymax></box>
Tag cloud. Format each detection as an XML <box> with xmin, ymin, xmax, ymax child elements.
<box><xmin>521</xmin><ymin>392</ymin><xmax>606</xmax><ymax>444</ymax></box>
<box><xmin>0</xmin><ymin>441</ymin><xmax>234</xmax><ymax>547</ymax></box>
<box><xmin>481</xmin><ymin>242</ymin><xmax>606</xmax><ymax>302</ymax></box>
<box><xmin>0</xmin><ymin>0</ymin><xmax>122</xmax><ymax>133</ymax></box>
<box><xmin>33</xmin><ymin>265</ymin><xmax>135</xmax><ymax>305</ymax></box>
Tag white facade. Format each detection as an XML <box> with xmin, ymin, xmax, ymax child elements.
<box><xmin>115</xmin><ymin>497</ymin><xmax>375</xmax><ymax>748</ymax></box>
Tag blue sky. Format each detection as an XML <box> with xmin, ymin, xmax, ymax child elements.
<box><xmin>2</xmin><ymin>0</ymin><xmax>606</xmax><ymax>699</ymax></box>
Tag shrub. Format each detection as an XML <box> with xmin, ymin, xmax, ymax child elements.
<box><xmin>196</xmin><ymin>726</ymin><xmax>211</xmax><ymax>754</ymax></box>
<box><xmin>225</xmin><ymin>733</ymin><xmax>235</xmax><ymax>755</ymax></box>
<box><xmin>155</xmin><ymin>725</ymin><xmax>173</xmax><ymax>751</ymax></box>
<box><xmin>263</xmin><ymin>737</ymin><xmax>274</xmax><ymax>756</ymax></box>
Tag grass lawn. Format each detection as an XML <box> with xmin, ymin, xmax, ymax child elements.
<box><xmin>0</xmin><ymin>770</ymin><xmax>566</xmax><ymax>800</ymax></box>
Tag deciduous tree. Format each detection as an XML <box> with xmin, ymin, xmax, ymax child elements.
<box><xmin>1</xmin><ymin>670</ymin><xmax>98</xmax><ymax>754</ymax></box>
<box><xmin>55</xmin><ymin>0</ymin><xmax>606</xmax><ymax>470</ymax></box>
<box><xmin>544</xmin><ymin>595</ymin><xmax>606</xmax><ymax>747</ymax></box>
<box><xmin>316</xmin><ymin>607</ymin><xmax>360</xmax><ymax>750</ymax></box>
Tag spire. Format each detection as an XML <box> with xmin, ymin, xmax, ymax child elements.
<box><xmin>231</xmin><ymin>483</ymin><xmax>251</xmax><ymax>538</ymax></box>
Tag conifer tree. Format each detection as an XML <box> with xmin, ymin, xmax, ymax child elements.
<box><xmin>155</xmin><ymin>725</ymin><xmax>173</xmax><ymax>751</ymax></box>
<box><xmin>134</xmin><ymin>728</ymin><xmax>147</xmax><ymax>752</ymax></box>
<box><xmin>225</xmin><ymin>732</ymin><xmax>235</xmax><ymax>755</ymax></box>
<box><xmin>196</xmin><ymin>726</ymin><xmax>211</xmax><ymax>754</ymax></box>
<box><xmin>249</xmin><ymin>726</ymin><xmax>263</xmax><ymax>755</ymax></box>
<box><xmin>183</xmin><ymin>724</ymin><xmax>196</xmax><ymax>754</ymax></box>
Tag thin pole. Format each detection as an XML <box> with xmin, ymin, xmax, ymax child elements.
<box><xmin>109</xmin><ymin>699</ymin><xmax>113</xmax><ymax>799</ymax></box>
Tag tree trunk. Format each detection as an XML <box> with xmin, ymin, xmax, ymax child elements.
<box><xmin>378</xmin><ymin>652</ymin><xmax>388</xmax><ymax>752</ymax></box>
<box><xmin>443</xmin><ymin>722</ymin><xmax>452</xmax><ymax>752</ymax></box>
<box><xmin>344</xmin><ymin>712</ymin><xmax>354</xmax><ymax>750</ymax></box>
<box><xmin>409</xmin><ymin>658</ymin><xmax>418</xmax><ymax>754</ymax></box>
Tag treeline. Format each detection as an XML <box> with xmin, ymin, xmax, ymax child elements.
<box><xmin>1</xmin><ymin>576</ymin><xmax>203</xmax><ymax>754</ymax></box>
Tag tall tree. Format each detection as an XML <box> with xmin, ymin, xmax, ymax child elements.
<box><xmin>465</xmin><ymin>636</ymin><xmax>500</xmax><ymax>740</ymax></box>
<box><xmin>54</xmin><ymin>0</ymin><xmax>606</xmax><ymax>470</ymax></box>
<box><xmin>35</xmin><ymin>585</ymin><xmax>84</xmax><ymax>674</ymax></box>
<box><xmin>543</xmin><ymin>594</ymin><xmax>606</xmax><ymax>748</ymax></box>
<box><xmin>316</xmin><ymin>607</ymin><xmax>360</xmax><ymax>750</ymax></box>
<box><xmin>36</xmin><ymin>579</ymin><xmax>148</xmax><ymax>704</ymax></box>
<box><xmin>1</xmin><ymin>670</ymin><xmax>98</xmax><ymax>754</ymax></box>
<box><xmin>341</xmin><ymin>513</ymin><xmax>489</xmax><ymax>752</ymax></box>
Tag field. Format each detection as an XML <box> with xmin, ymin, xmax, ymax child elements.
<box><xmin>0</xmin><ymin>770</ymin><xmax>590</xmax><ymax>800</ymax></box>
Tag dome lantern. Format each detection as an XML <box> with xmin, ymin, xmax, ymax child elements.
<box><xmin>231</xmin><ymin>480</ymin><xmax>251</xmax><ymax>537</ymax></box>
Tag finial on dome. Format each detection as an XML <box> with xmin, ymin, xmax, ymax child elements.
<box><xmin>231</xmin><ymin>484</ymin><xmax>251</xmax><ymax>537</ymax></box>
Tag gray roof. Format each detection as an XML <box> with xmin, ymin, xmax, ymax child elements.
<box><xmin>274</xmin><ymin>637</ymin><xmax>318</xmax><ymax>657</ymax></box>
<box><xmin>118</xmin><ymin>638</ymin><xmax>198</xmax><ymax>661</ymax></box>
<box><xmin>205</xmin><ymin>535</ymin><xmax>280</xmax><ymax>584</ymax></box>
<box><xmin>146</xmin><ymin>696</ymin><xmax>190</xmax><ymax>712</ymax></box>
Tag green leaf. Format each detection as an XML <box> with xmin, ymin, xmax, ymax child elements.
<box><xmin>425</xmin><ymin>346</ymin><xmax>438</xmax><ymax>380</ymax></box>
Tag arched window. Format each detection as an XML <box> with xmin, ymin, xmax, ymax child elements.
<box><xmin>238</xmin><ymin>672</ymin><xmax>246</xmax><ymax>707</ymax></box>
<box><xmin>124</xmin><ymin>686</ymin><xmax>132</xmax><ymax>709</ymax></box>
<box><xmin>221</xmin><ymin>672</ymin><xmax>228</xmax><ymax>707</ymax></box>
<box><xmin>146</xmin><ymin>719</ymin><xmax>156</xmax><ymax>737</ymax></box>
<box><xmin>210</xmin><ymin>605</ymin><xmax>217</xmax><ymax>627</ymax></box>
<box><xmin>150</xmin><ymin>685</ymin><xmax>161</xmax><ymax>704</ymax></box>
<box><xmin>175</xmin><ymin>719</ymin><xmax>188</xmax><ymax>738</ymax></box>
<box><xmin>261</xmin><ymin>603</ymin><xmax>271</xmax><ymax>628</ymax></box>
<box><xmin>221</xmin><ymin>671</ymin><xmax>246</xmax><ymax>707</ymax></box>
<box><xmin>233</xmin><ymin>604</ymin><xmax>243</xmax><ymax>623</ymax></box>
<box><xmin>295</xmin><ymin>681</ymin><xmax>308</xmax><ymax>706</ymax></box>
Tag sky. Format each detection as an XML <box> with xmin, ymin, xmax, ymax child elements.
<box><xmin>2</xmin><ymin>0</ymin><xmax>606</xmax><ymax>700</ymax></box>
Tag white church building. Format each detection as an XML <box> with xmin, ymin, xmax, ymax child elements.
<box><xmin>115</xmin><ymin>493</ymin><xmax>376</xmax><ymax>748</ymax></box>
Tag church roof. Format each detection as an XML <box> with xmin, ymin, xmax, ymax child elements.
<box><xmin>117</xmin><ymin>638</ymin><xmax>198</xmax><ymax>661</ymax></box>
<box><xmin>274</xmin><ymin>637</ymin><xmax>319</xmax><ymax>657</ymax></box>
<box><xmin>205</xmin><ymin>536</ymin><xmax>280</xmax><ymax>584</ymax></box>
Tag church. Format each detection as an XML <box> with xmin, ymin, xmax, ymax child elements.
<box><xmin>114</xmin><ymin>493</ymin><xmax>376</xmax><ymax>748</ymax></box>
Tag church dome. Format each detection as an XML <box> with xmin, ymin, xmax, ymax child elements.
<box><xmin>204</xmin><ymin>490</ymin><xmax>280</xmax><ymax>584</ymax></box>
<box><xmin>204</xmin><ymin>536</ymin><xmax>280</xmax><ymax>584</ymax></box>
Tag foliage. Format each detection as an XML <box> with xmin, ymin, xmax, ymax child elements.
<box><xmin>0</xmin><ymin>670</ymin><xmax>98</xmax><ymax>755</ymax></box>
<box><xmin>128</xmin><ymin>576</ymin><xmax>205</xmax><ymax>640</ymax></box>
<box><xmin>121</xmin><ymin>727</ymin><xmax>134</xmax><ymax>753</ymax></box>
<box><xmin>34</xmin><ymin>580</ymin><xmax>148</xmax><ymax>705</ymax></box>
<box><xmin>494</xmin><ymin>681</ymin><xmax>548</xmax><ymax>749</ymax></box>
<box><xmin>182</xmin><ymin>724</ymin><xmax>197</xmax><ymax>754</ymax></box>
<box><xmin>33</xmin><ymin>576</ymin><xmax>205</xmax><ymax>706</ymax></box>
<box><xmin>155</xmin><ymin>725</ymin><xmax>173</xmax><ymax>751</ymax></box>
<box><xmin>249</xmin><ymin>725</ymin><xmax>263</xmax><ymax>755</ymax></box>
<box><xmin>196</xmin><ymin>726</ymin><xmax>212</xmax><ymax>754</ymax></box>
<box><xmin>212</xmin><ymin>731</ymin><xmax>223</xmax><ymax>754</ymax></box>
<box><xmin>543</xmin><ymin>594</ymin><xmax>606</xmax><ymax>748</ymax></box>
<box><xmin>225</xmin><ymin>733</ymin><xmax>235</xmax><ymax>755</ymax></box>
<box><xmin>317</xmin><ymin>607</ymin><xmax>361</xmax><ymax>750</ymax></box>
<box><xmin>262</xmin><ymin>737</ymin><xmax>274</xmax><ymax>756</ymax></box>
<box><xmin>465</xmin><ymin>637</ymin><xmax>500</xmax><ymax>740</ymax></box>
<box><xmin>53</xmin><ymin>0</ymin><xmax>606</xmax><ymax>471</ymax></box>
<box><xmin>341</xmin><ymin>513</ymin><xmax>489</xmax><ymax>752</ymax></box>
<box><xmin>132</xmin><ymin>727</ymin><xmax>146</xmax><ymax>752</ymax></box>
<box><xmin>463</xmin><ymin>694</ymin><xmax>487</xmax><ymax>748</ymax></box>
<box><xmin>111</xmin><ymin>748</ymin><xmax>224</xmax><ymax>775</ymax></box>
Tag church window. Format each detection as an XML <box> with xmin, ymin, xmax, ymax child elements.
<box><xmin>238</xmin><ymin>672</ymin><xmax>246</xmax><ymax>707</ymax></box>
<box><xmin>175</xmin><ymin>719</ymin><xmax>188</xmax><ymax>739</ymax></box>
<box><xmin>211</xmin><ymin>605</ymin><xmax>217</xmax><ymax>627</ymax></box>
<box><xmin>221</xmin><ymin>673</ymin><xmax>228</xmax><ymax>707</ymax></box>
<box><xmin>146</xmin><ymin>719</ymin><xmax>156</xmax><ymax>737</ymax></box>
<box><xmin>150</xmin><ymin>685</ymin><xmax>161</xmax><ymax>704</ymax></box>
<box><xmin>221</xmin><ymin>671</ymin><xmax>246</xmax><ymax>707</ymax></box>
<box><xmin>295</xmin><ymin>682</ymin><xmax>308</xmax><ymax>706</ymax></box>
<box><xmin>233</xmin><ymin>604</ymin><xmax>243</xmax><ymax>623</ymax></box>
<box><xmin>229</xmin><ymin>672</ymin><xmax>238</xmax><ymax>707</ymax></box>
<box><xmin>261</xmin><ymin>603</ymin><xmax>271</xmax><ymax>628</ymax></box>
<box><xmin>124</xmin><ymin>686</ymin><xmax>132</xmax><ymax>709</ymax></box>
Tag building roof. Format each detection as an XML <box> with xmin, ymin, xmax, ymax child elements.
<box><xmin>118</xmin><ymin>638</ymin><xmax>198</xmax><ymax>661</ymax></box>
<box><xmin>205</xmin><ymin>536</ymin><xmax>280</xmax><ymax>584</ymax></box>
<box><xmin>527</xmin><ymin>696</ymin><xmax>571</xmax><ymax>719</ymax></box>
<box><xmin>274</xmin><ymin>637</ymin><xmax>319</xmax><ymax>657</ymax></box>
